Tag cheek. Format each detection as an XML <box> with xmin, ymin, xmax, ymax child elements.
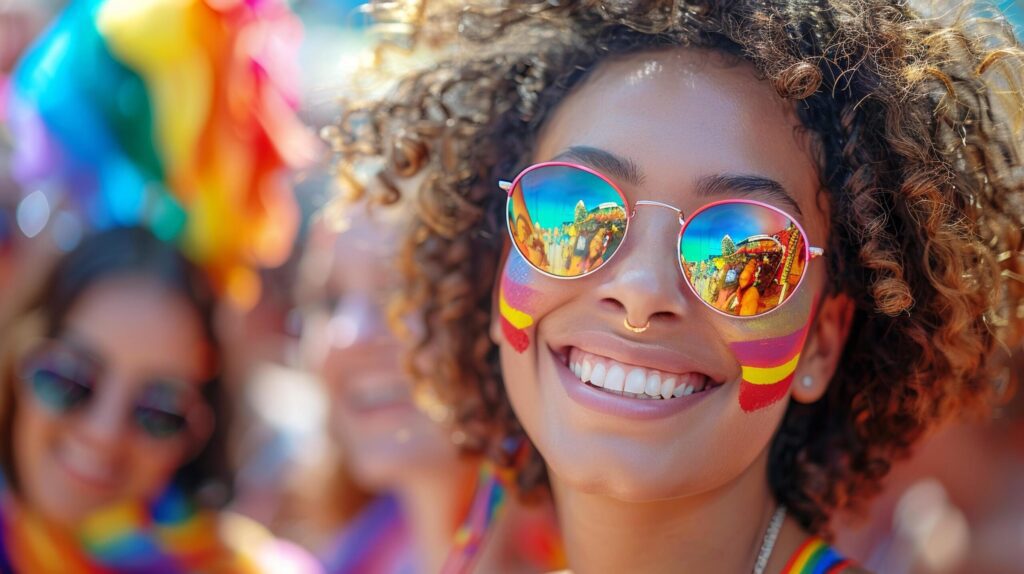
<box><xmin>11</xmin><ymin>401</ymin><xmax>57</xmax><ymax>481</ymax></box>
<box><xmin>498</xmin><ymin>252</ymin><xmax>559</xmax><ymax>353</ymax></box>
<box><xmin>725</xmin><ymin>292</ymin><xmax>815</xmax><ymax>413</ymax></box>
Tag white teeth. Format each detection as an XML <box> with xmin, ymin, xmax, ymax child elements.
<box><xmin>581</xmin><ymin>359</ymin><xmax>593</xmax><ymax>382</ymax></box>
<box><xmin>624</xmin><ymin>368</ymin><xmax>647</xmax><ymax>394</ymax></box>
<box><xmin>567</xmin><ymin>349</ymin><xmax>717</xmax><ymax>400</ymax></box>
<box><xmin>645</xmin><ymin>372</ymin><xmax>662</xmax><ymax>397</ymax></box>
<box><xmin>604</xmin><ymin>365</ymin><xmax>626</xmax><ymax>392</ymax></box>
<box><xmin>660</xmin><ymin>377</ymin><xmax>676</xmax><ymax>400</ymax></box>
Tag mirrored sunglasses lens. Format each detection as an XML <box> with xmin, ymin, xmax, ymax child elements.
<box><xmin>134</xmin><ymin>382</ymin><xmax>191</xmax><ymax>439</ymax></box>
<box><xmin>24</xmin><ymin>353</ymin><xmax>93</xmax><ymax>412</ymax></box>
<box><xmin>134</xmin><ymin>407</ymin><xmax>188</xmax><ymax>439</ymax></box>
<box><xmin>679</xmin><ymin>202</ymin><xmax>807</xmax><ymax>317</ymax></box>
<box><xmin>508</xmin><ymin>165</ymin><xmax>627</xmax><ymax>277</ymax></box>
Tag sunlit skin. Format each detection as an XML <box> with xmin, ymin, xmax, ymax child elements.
<box><xmin>491</xmin><ymin>49</ymin><xmax>855</xmax><ymax>573</ymax></box>
<box><xmin>12</xmin><ymin>276</ymin><xmax>214</xmax><ymax>529</ymax></box>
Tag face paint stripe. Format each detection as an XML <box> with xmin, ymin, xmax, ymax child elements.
<box><xmin>499</xmin><ymin>292</ymin><xmax>534</xmax><ymax>330</ymax></box>
<box><xmin>738</xmin><ymin>373</ymin><xmax>793</xmax><ymax>412</ymax></box>
<box><xmin>501</xmin><ymin>315</ymin><xmax>530</xmax><ymax>353</ymax></box>
<box><xmin>740</xmin><ymin>352</ymin><xmax>801</xmax><ymax>386</ymax></box>
<box><xmin>727</xmin><ymin>326</ymin><xmax>808</xmax><ymax>369</ymax></box>
<box><xmin>499</xmin><ymin>253</ymin><xmax>540</xmax><ymax>354</ymax></box>
<box><xmin>730</xmin><ymin>314</ymin><xmax>813</xmax><ymax>412</ymax></box>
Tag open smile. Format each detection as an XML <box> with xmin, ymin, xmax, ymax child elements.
<box><xmin>549</xmin><ymin>341</ymin><xmax>727</xmax><ymax>421</ymax></box>
<box><xmin>568</xmin><ymin>347</ymin><xmax>721</xmax><ymax>400</ymax></box>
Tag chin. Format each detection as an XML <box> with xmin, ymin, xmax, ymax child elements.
<box><xmin>544</xmin><ymin>443</ymin><xmax>729</xmax><ymax>503</ymax></box>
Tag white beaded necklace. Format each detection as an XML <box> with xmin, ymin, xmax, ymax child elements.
<box><xmin>753</xmin><ymin>505</ymin><xmax>788</xmax><ymax>574</ymax></box>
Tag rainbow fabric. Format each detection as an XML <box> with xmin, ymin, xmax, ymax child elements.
<box><xmin>729</xmin><ymin>320</ymin><xmax>812</xmax><ymax>412</ymax></box>
<box><xmin>5</xmin><ymin>0</ymin><xmax>316</xmax><ymax>307</ymax></box>
<box><xmin>0</xmin><ymin>485</ymin><xmax>258</xmax><ymax>573</ymax></box>
<box><xmin>781</xmin><ymin>537</ymin><xmax>854</xmax><ymax>574</ymax></box>
<box><xmin>499</xmin><ymin>253</ymin><xmax>539</xmax><ymax>353</ymax></box>
<box><xmin>441</xmin><ymin>461</ymin><xmax>513</xmax><ymax>574</ymax></box>
<box><xmin>321</xmin><ymin>495</ymin><xmax>414</xmax><ymax>574</ymax></box>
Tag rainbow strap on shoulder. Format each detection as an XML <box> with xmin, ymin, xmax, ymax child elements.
<box><xmin>781</xmin><ymin>537</ymin><xmax>854</xmax><ymax>574</ymax></box>
<box><xmin>441</xmin><ymin>461</ymin><xmax>513</xmax><ymax>574</ymax></box>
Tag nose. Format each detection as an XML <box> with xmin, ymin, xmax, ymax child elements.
<box><xmin>594</xmin><ymin>205</ymin><xmax>693</xmax><ymax>330</ymax></box>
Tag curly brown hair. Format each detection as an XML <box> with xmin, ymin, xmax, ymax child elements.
<box><xmin>332</xmin><ymin>0</ymin><xmax>1024</xmax><ymax>534</ymax></box>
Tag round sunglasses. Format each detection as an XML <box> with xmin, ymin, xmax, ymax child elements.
<box><xmin>18</xmin><ymin>339</ymin><xmax>211</xmax><ymax>440</ymax></box>
<box><xmin>500</xmin><ymin>162</ymin><xmax>824</xmax><ymax>318</ymax></box>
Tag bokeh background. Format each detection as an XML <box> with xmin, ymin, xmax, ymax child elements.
<box><xmin>0</xmin><ymin>1</ymin><xmax>1021</xmax><ymax>573</ymax></box>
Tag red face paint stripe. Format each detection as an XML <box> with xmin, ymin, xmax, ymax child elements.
<box><xmin>501</xmin><ymin>315</ymin><xmax>530</xmax><ymax>353</ymax></box>
<box><xmin>738</xmin><ymin>372</ymin><xmax>795</xmax><ymax>412</ymax></box>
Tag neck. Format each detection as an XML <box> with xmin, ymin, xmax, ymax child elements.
<box><xmin>393</xmin><ymin>458</ymin><xmax>477</xmax><ymax>574</ymax></box>
<box><xmin>551</xmin><ymin>454</ymin><xmax>777</xmax><ymax>574</ymax></box>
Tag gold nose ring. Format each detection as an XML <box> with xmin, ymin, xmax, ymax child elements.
<box><xmin>623</xmin><ymin>316</ymin><xmax>650</xmax><ymax>334</ymax></box>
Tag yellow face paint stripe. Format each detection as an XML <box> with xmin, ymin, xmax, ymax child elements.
<box><xmin>740</xmin><ymin>352</ymin><xmax>801</xmax><ymax>386</ymax></box>
<box><xmin>499</xmin><ymin>291</ymin><xmax>534</xmax><ymax>330</ymax></box>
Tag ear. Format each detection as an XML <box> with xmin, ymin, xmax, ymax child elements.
<box><xmin>791</xmin><ymin>292</ymin><xmax>855</xmax><ymax>404</ymax></box>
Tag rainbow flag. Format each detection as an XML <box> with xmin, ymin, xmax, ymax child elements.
<box><xmin>6</xmin><ymin>0</ymin><xmax>317</xmax><ymax>307</ymax></box>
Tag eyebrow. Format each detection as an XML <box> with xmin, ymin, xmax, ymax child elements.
<box><xmin>551</xmin><ymin>146</ymin><xmax>801</xmax><ymax>217</ymax></box>
<box><xmin>552</xmin><ymin>146</ymin><xmax>645</xmax><ymax>187</ymax></box>
<box><xmin>695</xmin><ymin>174</ymin><xmax>803</xmax><ymax>217</ymax></box>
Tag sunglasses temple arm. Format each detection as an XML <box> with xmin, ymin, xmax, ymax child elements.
<box><xmin>809</xmin><ymin>247</ymin><xmax>825</xmax><ymax>259</ymax></box>
<box><xmin>498</xmin><ymin>180</ymin><xmax>513</xmax><ymax>196</ymax></box>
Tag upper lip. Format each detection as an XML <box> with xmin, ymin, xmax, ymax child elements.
<box><xmin>548</xmin><ymin>329</ymin><xmax>730</xmax><ymax>384</ymax></box>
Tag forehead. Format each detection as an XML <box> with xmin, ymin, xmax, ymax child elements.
<box><xmin>533</xmin><ymin>48</ymin><xmax>823</xmax><ymax>225</ymax></box>
<box><xmin>60</xmin><ymin>275</ymin><xmax>212</xmax><ymax>383</ymax></box>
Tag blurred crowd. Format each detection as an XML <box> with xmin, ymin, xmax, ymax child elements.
<box><xmin>0</xmin><ymin>1</ymin><xmax>1021</xmax><ymax>574</ymax></box>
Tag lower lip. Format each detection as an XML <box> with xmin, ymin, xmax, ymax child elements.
<box><xmin>552</xmin><ymin>348</ymin><xmax>720</xmax><ymax>421</ymax></box>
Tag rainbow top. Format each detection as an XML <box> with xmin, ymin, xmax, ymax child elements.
<box><xmin>781</xmin><ymin>536</ymin><xmax>855</xmax><ymax>574</ymax></box>
<box><xmin>5</xmin><ymin>0</ymin><xmax>317</xmax><ymax>307</ymax></box>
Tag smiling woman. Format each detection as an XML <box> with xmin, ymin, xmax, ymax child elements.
<box><xmin>334</xmin><ymin>1</ymin><xmax>1024</xmax><ymax>572</ymax></box>
<box><xmin>0</xmin><ymin>227</ymin><xmax>239</xmax><ymax>571</ymax></box>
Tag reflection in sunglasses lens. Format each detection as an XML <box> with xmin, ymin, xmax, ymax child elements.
<box><xmin>134</xmin><ymin>407</ymin><xmax>188</xmax><ymax>439</ymax></box>
<box><xmin>679</xmin><ymin>202</ymin><xmax>807</xmax><ymax>317</ymax></box>
<box><xmin>30</xmin><ymin>367</ymin><xmax>92</xmax><ymax>412</ymax></box>
<box><xmin>509</xmin><ymin>165</ymin><xmax>628</xmax><ymax>277</ymax></box>
<box><xmin>135</xmin><ymin>383</ymin><xmax>190</xmax><ymax>439</ymax></box>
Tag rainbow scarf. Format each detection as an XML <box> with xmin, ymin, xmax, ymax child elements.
<box><xmin>781</xmin><ymin>537</ymin><xmax>854</xmax><ymax>574</ymax></box>
<box><xmin>5</xmin><ymin>0</ymin><xmax>315</xmax><ymax>307</ymax></box>
<box><xmin>0</xmin><ymin>485</ymin><xmax>257</xmax><ymax>573</ymax></box>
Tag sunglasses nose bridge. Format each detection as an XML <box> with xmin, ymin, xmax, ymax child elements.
<box><xmin>630</xmin><ymin>200</ymin><xmax>685</xmax><ymax>225</ymax></box>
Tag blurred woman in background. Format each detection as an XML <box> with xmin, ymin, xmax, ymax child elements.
<box><xmin>0</xmin><ymin>227</ymin><xmax>318</xmax><ymax>572</ymax></box>
<box><xmin>292</xmin><ymin>203</ymin><xmax>562</xmax><ymax>573</ymax></box>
